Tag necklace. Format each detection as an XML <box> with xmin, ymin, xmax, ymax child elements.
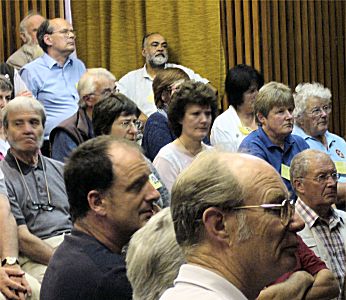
<box><xmin>178</xmin><ymin>138</ymin><xmax>203</xmax><ymax>157</ymax></box>
<box><xmin>13</xmin><ymin>154</ymin><xmax>54</xmax><ymax>211</ymax></box>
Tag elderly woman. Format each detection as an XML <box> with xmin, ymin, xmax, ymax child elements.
<box><xmin>239</xmin><ymin>81</ymin><xmax>309</xmax><ymax>198</ymax></box>
<box><xmin>211</xmin><ymin>64</ymin><xmax>264</xmax><ymax>151</ymax></box>
<box><xmin>142</xmin><ymin>68</ymin><xmax>189</xmax><ymax>161</ymax></box>
<box><xmin>153</xmin><ymin>81</ymin><xmax>217</xmax><ymax>192</ymax></box>
<box><xmin>92</xmin><ymin>92</ymin><xmax>170</xmax><ymax>207</ymax></box>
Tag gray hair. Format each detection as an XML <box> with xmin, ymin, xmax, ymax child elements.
<box><xmin>293</xmin><ymin>82</ymin><xmax>332</xmax><ymax>126</ymax></box>
<box><xmin>2</xmin><ymin>97</ymin><xmax>46</xmax><ymax>129</ymax></box>
<box><xmin>171</xmin><ymin>150</ymin><xmax>246</xmax><ymax>255</ymax></box>
<box><xmin>126</xmin><ymin>208</ymin><xmax>184</xmax><ymax>300</ymax></box>
<box><xmin>0</xmin><ymin>75</ymin><xmax>13</xmax><ymax>93</ymax></box>
<box><xmin>19</xmin><ymin>12</ymin><xmax>43</xmax><ymax>44</ymax></box>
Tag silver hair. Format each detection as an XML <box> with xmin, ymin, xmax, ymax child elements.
<box><xmin>2</xmin><ymin>96</ymin><xmax>46</xmax><ymax>129</ymax></box>
<box><xmin>293</xmin><ymin>82</ymin><xmax>332</xmax><ymax>126</ymax></box>
<box><xmin>126</xmin><ymin>208</ymin><xmax>185</xmax><ymax>300</ymax></box>
<box><xmin>19</xmin><ymin>12</ymin><xmax>43</xmax><ymax>44</ymax></box>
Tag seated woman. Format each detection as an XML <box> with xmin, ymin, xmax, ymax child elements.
<box><xmin>142</xmin><ymin>68</ymin><xmax>189</xmax><ymax>161</ymax></box>
<box><xmin>238</xmin><ymin>81</ymin><xmax>309</xmax><ymax>198</ymax></box>
<box><xmin>211</xmin><ymin>64</ymin><xmax>264</xmax><ymax>152</ymax></box>
<box><xmin>153</xmin><ymin>81</ymin><xmax>217</xmax><ymax>192</ymax></box>
<box><xmin>92</xmin><ymin>91</ymin><xmax>170</xmax><ymax>207</ymax></box>
<box><xmin>0</xmin><ymin>75</ymin><xmax>13</xmax><ymax>159</ymax></box>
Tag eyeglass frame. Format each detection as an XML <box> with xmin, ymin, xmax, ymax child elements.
<box><xmin>49</xmin><ymin>29</ymin><xmax>77</xmax><ymax>38</ymax></box>
<box><xmin>306</xmin><ymin>104</ymin><xmax>332</xmax><ymax>117</ymax></box>
<box><xmin>300</xmin><ymin>172</ymin><xmax>340</xmax><ymax>183</ymax></box>
<box><xmin>118</xmin><ymin>119</ymin><xmax>143</xmax><ymax>130</ymax></box>
<box><xmin>31</xmin><ymin>202</ymin><xmax>56</xmax><ymax>212</ymax></box>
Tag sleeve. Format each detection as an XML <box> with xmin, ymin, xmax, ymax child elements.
<box><xmin>51</xmin><ymin>131</ymin><xmax>78</xmax><ymax>163</ymax></box>
<box><xmin>6</xmin><ymin>182</ymin><xmax>26</xmax><ymax>226</ymax></box>
<box><xmin>117</xmin><ymin>74</ymin><xmax>130</xmax><ymax>96</ymax></box>
<box><xmin>210</xmin><ymin>124</ymin><xmax>238</xmax><ymax>152</ymax></box>
<box><xmin>0</xmin><ymin>169</ymin><xmax>8</xmax><ymax>197</ymax></box>
<box><xmin>13</xmin><ymin>69</ymin><xmax>29</xmax><ymax>95</ymax></box>
<box><xmin>238</xmin><ymin>139</ymin><xmax>268</xmax><ymax>161</ymax></box>
<box><xmin>153</xmin><ymin>155</ymin><xmax>179</xmax><ymax>193</ymax></box>
<box><xmin>19</xmin><ymin>68</ymin><xmax>38</xmax><ymax>98</ymax></box>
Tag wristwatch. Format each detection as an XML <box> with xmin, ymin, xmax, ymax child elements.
<box><xmin>1</xmin><ymin>257</ymin><xmax>19</xmax><ymax>266</ymax></box>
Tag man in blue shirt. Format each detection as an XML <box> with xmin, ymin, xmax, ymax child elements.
<box><xmin>20</xmin><ymin>18</ymin><xmax>86</xmax><ymax>155</ymax></box>
<box><xmin>239</xmin><ymin>82</ymin><xmax>309</xmax><ymax>198</ymax></box>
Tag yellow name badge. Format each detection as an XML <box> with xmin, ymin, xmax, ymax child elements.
<box><xmin>149</xmin><ymin>173</ymin><xmax>162</xmax><ymax>190</ymax></box>
<box><xmin>281</xmin><ymin>164</ymin><xmax>290</xmax><ymax>181</ymax></box>
<box><xmin>334</xmin><ymin>161</ymin><xmax>346</xmax><ymax>174</ymax></box>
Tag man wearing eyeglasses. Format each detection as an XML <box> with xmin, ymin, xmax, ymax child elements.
<box><xmin>290</xmin><ymin>149</ymin><xmax>346</xmax><ymax>299</ymax></box>
<box><xmin>49</xmin><ymin>68</ymin><xmax>116</xmax><ymax>162</ymax></box>
<box><xmin>0</xmin><ymin>97</ymin><xmax>72</xmax><ymax>283</ymax></box>
<box><xmin>293</xmin><ymin>82</ymin><xmax>346</xmax><ymax>210</ymax></box>
<box><xmin>20</xmin><ymin>18</ymin><xmax>86</xmax><ymax>156</ymax></box>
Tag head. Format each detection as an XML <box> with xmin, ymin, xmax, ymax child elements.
<box><xmin>168</xmin><ymin>80</ymin><xmax>217</xmax><ymax>138</ymax></box>
<box><xmin>255</xmin><ymin>81</ymin><xmax>294</xmax><ymax>141</ymax></box>
<box><xmin>3</xmin><ymin>97</ymin><xmax>46</xmax><ymax>154</ymax></box>
<box><xmin>290</xmin><ymin>149</ymin><xmax>338</xmax><ymax>215</ymax></box>
<box><xmin>152</xmin><ymin>68</ymin><xmax>189</xmax><ymax>109</ymax></box>
<box><xmin>19</xmin><ymin>13</ymin><xmax>45</xmax><ymax>45</ymax></box>
<box><xmin>77</xmin><ymin>68</ymin><xmax>116</xmax><ymax>111</ymax></box>
<box><xmin>225</xmin><ymin>64</ymin><xmax>264</xmax><ymax>111</ymax></box>
<box><xmin>92</xmin><ymin>92</ymin><xmax>141</xmax><ymax>141</ymax></box>
<box><xmin>126</xmin><ymin>208</ymin><xmax>185</xmax><ymax>300</ymax></box>
<box><xmin>37</xmin><ymin>18</ymin><xmax>75</xmax><ymax>56</ymax></box>
<box><xmin>64</xmin><ymin>136</ymin><xmax>160</xmax><ymax>246</ymax></box>
<box><xmin>0</xmin><ymin>75</ymin><xmax>13</xmax><ymax>109</ymax></box>
<box><xmin>293</xmin><ymin>82</ymin><xmax>332</xmax><ymax>138</ymax></box>
<box><xmin>142</xmin><ymin>33</ymin><xmax>168</xmax><ymax>68</ymax></box>
<box><xmin>172</xmin><ymin>150</ymin><xmax>300</xmax><ymax>297</ymax></box>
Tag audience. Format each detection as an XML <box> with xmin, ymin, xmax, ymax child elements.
<box><xmin>50</xmin><ymin>68</ymin><xmax>116</xmax><ymax>162</ymax></box>
<box><xmin>92</xmin><ymin>92</ymin><xmax>170</xmax><ymax>207</ymax></box>
<box><xmin>211</xmin><ymin>64</ymin><xmax>264</xmax><ymax>152</ymax></box>
<box><xmin>40</xmin><ymin>136</ymin><xmax>160</xmax><ymax>299</ymax></box>
<box><xmin>6</xmin><ymin>12</ymin><xmax>45</xmax><ymax>70</ymax></box>
<box><xmin>20</xmin><ymin>18</ymin><xmax>86</xmax><ymax>155</ymax></box>
<box><xmin>142</xmin><ymin>67</ymin><xmax>189</xmax><ymax>161</ymax></box>
<box><xmin>153</xmin><ymin>80</ymin><xmax>217</xmax><ymax>191</ymax></box>
<box><xmin>0</xmin><ymin>97</ymin><xmax>72</xmax><ymax>282</ymax></box>
<box><xmin>291</xmin><ymin>149</ymin><xmax>345</xmax><ymax>299</ymax></box>
<box><xmin>118</xmin><ymin>32</ymin><xmax>210</xmax><ymax>118</ymax></box>
<box><xmin>239</xmin><ymin>81</ymin><xmax>309</xmax><ymax>198</ymax></box>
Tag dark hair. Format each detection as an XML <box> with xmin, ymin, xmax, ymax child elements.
<box><xmin>168</xmin><ymin>81</ymin><xmax>218</xmax><ymax>137</ymax></box>
<box><xmin>92</xmin><ymin>92</ymin><xmax>140</xmax><ymax>136</ymax></box>
<box><xmin>142</xmin><ymin>32</ymin><xmax>162</xmax><ymax>48</ymax></box>
<box><xmin>153</xmin><ymin>68</ymin><xmax>189</xmax><ymax>108</ymax></box>
<box><xmin>225</xmin><ymin>64</ymin><xmax>264</xmax><ymax>109</ymax></box>
<box><xmin>64</xmin><ymin>136</ymin><xmax>116</xmax><ymax>222</ymax></box>
<box><xmin>37</xmin><ymin>19</ymin><xmax>53</xmax><ymax>53</ymax></box>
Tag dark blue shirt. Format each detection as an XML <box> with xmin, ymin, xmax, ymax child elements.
<box><xmin>238</xmin><ymin>126</ymin><xmax>309</xmax><ymax>198</ymax></box>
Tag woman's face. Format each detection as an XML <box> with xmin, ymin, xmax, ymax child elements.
<box><xmin>238</xmin><ymin>84</ymin><xmax>258</xmax><ymax>113</ymax></box>
<box><xmin>180</xmin><ymin>104</ymin><xmax>212</xmax><ymax>141</ymax></box>
<box><xmin>110</xmin><ymin>114</ymin><xmax>140</xmax><ymax>141</ymax></box>
<box><xmin>0</xmin><ymin>89</ymin><xmax>11</xmax><ymax>109</ymax></box>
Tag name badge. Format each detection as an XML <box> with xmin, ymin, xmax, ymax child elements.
<box><xmin>334</xmin><ymin>161</ymin><xmax>346</xmax><ymax>174</ymax></box>
<box><xmin>149</xmin><ymin>173</ymin><xmax>162</xmax><ymax>190</ymax></box>
<box><xmin>281</xmin><ymin>164</ymin><xmax>290</xmax><ymax>180</ymax></box>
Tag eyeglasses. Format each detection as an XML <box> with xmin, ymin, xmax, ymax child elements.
<box><xmin>307</xmin><ymin>105</ymin><xmax>332</xmax><ymax>117</ymax></box>
<box><xmin>118</xmin><ymin>120</ymin><xmax>142</xmax><ymax>130</ymax></box>
<box><xmin>231</xmin><ymin>199</ymin><xmax>295</xmax><ymax>226</ymax></box>
<box><xmin>302</xmin><ymin>172</ymin><xmax>340</xmax><ymax>183</ymax></box>
<box><xmin>32</xmin><ymin>202</ymin><xmax>55</xmax><ymax>212</ymax></box>
<box><xmin>50</xmin><ymin>29</ymin><xmax>76</xmax><ymax>37</ymax></box>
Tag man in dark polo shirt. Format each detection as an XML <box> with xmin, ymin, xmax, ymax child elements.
<box><xmin>41</xmin><ymin>136</ymin><xmax>160</xmax><ymax>299</ymax></box>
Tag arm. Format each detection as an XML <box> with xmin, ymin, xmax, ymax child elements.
<box><xmin>304</xmin><ymin>269</ymin><xmax>339</xmax><ymax>300</ymax></box>
<box><xmin>51</xmin><ymin>130</ymin><xmax>78</xmax><ymax>163</ymax></box>
<box><xmin>13</xmin><ymin>69</ymin><xmax>32</xmax><ymax>97</ymax></box>
<box><xmin>18</xmin><ymin>225</ymin><xmax>54</xmax><ymax>265</ymax></box>
<box><xmin>19</xmin><ymin>68</ymin><xmax>37</xmax><ymax>99</ymax></box>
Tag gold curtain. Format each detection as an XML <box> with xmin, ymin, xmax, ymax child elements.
<box><xmin>72</xmin><ymin>0</ymin><xmax>226</xmax><ymax>107</ymax></box>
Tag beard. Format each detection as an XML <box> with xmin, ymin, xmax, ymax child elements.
<box><xmin>148</xmin><ymin>53</ymin><xmax>168</xmax><ymax>68</ymax></box>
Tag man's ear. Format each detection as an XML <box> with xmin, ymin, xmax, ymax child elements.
<box><xmin>43</xmin><ymin>34</ymin><xmax>53</xmax><ymax>47</ymax></box>
<box><xmin>293</xmin><ymin>179</ymin><xmax>305</xmax><ymax>194</ymax></box>
<box><xmin>87</xmin><ymin>190</ymin><xmax>107</xmax><ymax>216</ymax></box>
<box><xmin>141</xmin><ymin>48</ymin><xmax>146</xmax><ymax>58</ymax></box>
<box><xmin>20</xmin><ymin>32</ymin><xmax>27</xmax><ymax>44</ymax></box>
<box><xmin>202</xmin><ymin>207</ymin><xmax>230</xmax><ymax>244</ymax></box>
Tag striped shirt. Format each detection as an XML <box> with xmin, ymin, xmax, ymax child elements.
<box><xmin>296</xmin><ymin>199</ymin><xmax>345</xmax><ymax>298</ymax></box>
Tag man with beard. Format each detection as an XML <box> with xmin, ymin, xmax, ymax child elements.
<box><xmin>6</xmin><ymin>13</ymin><xmax>45</xmax><ymax>70</ymax></box>
<box><xmin>118</xmin><ymin>32</ymin><xmax>210</xmax><ymax>118</ymax></box>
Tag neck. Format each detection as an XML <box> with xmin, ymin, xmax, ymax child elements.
<box><xmin>145</xmin><ymin>63</ymin><xmax>164</xmax><ymax>79</ymax></box>
<box><xmin>262</xmin><ymin>127</ymin><xmax>286</xmax><ymax>149</ymax></box>
<box><xmin>11</xmin><ymin>148</ymin><xmax>39</xmax><ymax>166</ymax></box>
<box><xmin>236</xmin><ymin>108</ymin><xmax>257</xmax><ymax>129</ymax></box>
<box><xmin>48</xmin><ymin>50</ymin><xmax>69</xmax><ymax>66</ymax></box>
<box><xmin>176</xmin><ymin>135</ymin><xmax>203</xmax><ymax>156</ymax></box>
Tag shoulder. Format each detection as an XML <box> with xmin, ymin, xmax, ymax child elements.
<box><xmin>291</xmin><ymin>134</ymin><xmax>309</xmax><ymax>149</ymax></box>
<box><xmin>119</xmin><ymin>67</ymin><xmax>143</xmax><ymax>81</ymax></box>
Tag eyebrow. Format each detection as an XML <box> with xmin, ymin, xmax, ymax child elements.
<box><xmin>125</xmin><ymin>174</ymin><xmax>148</xmax><ymax>193</ymax></box>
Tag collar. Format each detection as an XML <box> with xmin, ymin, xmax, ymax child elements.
<box><xmin>142</xmin><ymin>63</ymin><xmax>167</xmax><ymax>80</ymax></box>
<box><xmin>293</xmin><ymin>126</ymin><xmax>335</xmax><ymax>148</ymax></box>
<box><xmin>5</xmin><ymin>150</ymin><xmax>44</xmax><ymax>175</ymax></box>
<box><xmin>258</xmin><ymin>126</ymin><xmax>294</xmax><ymax>149</ymax></box>
<box><xmin>42</xmin><ymin>53</ymin><xmax>73</xmax><ymax>69</ymax></box>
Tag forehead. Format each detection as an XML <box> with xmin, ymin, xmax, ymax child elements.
<box><xmin>26</xmin><ymin>15</ymin><xmax>45</xmax><ymax>29</ymax></box>
<box><xmin>0</xmin><ymin>90</ymin><xmax>11</xmax><ymax>95</ymax></box>
<box><xmin>51</xmin><ymin>19</ymin><xmax>72</xmax><ymax>30</ymax></box>
<box><xmin>114</xmin><ymin>113</ymin><xmax>137</xmax><ymax>122</ymax></box>
<box><xmin>94</xmin><ymin>77</ymin><xmax>115</xmax><ymax>90</ymax></box>
<box><xmin>8</xmin><ymin>109</ymin><xmax>42</xmax><ymax>121</ymax></box>
<box><xmin>306</xmin><ymin>96</ymin><xmax>330</xmax><ymax>109</ymax></box>
<box><xmin>185</xmin><ymin>103</ymin><xmax>211</xmax><ymax>112</ymax></box>
<box><xmin>306</xmin><ymin>154</ymin><xmax>335</xmax><ymax>174</ymax></box>
<box><xmin>146</xmin><ymin>34</ymin><xmax>166</xmax><ymax>45</ymax></box>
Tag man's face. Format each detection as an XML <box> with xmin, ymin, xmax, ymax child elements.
<box><xmin>142</xmin><ymin>34</ymin><xmax>168</xmax><ymax>68</ymax></box>
<box><xmin>46</xmin><ymin>19</ymin><xmax>76</xmax><ymax>56</ymax></box>
<box><xmin>5</xmin><ymin>110</ymin><xmax>44</xmax><ymax>153</ymax></box>
<box><xmin>259</xmin><ymin>105</ymin><xmax>294</xmax><ymax>141</ymax></box>
<box><xmin>103</xmin><ymin>145</ymin><xmax>160</xmax><ymax>239</ymax></box>
<box><xmin>301</xmin><ymin>97</ymin><xmax>331</xmax><ymax>138</ymax></box>
<box><xmin>296</xmin><ymin>155</ymin><xmax>337</xmax><ymax>213</ymax></box>
<box><xmin>110</xmin><ymin>114</ymin><xmax>139</xmax><ymax>141</ymax></box>
<box><xmin>0</xmin><ymin>90</ymin><xmax>11</xmax><ymax>109</ymax></box>
<box><xmin>24</xmin><ymin>15</ymin><xmax>45</xmax><ymax>44</ymax></box>
<box><xmin>82</xmin><ymin>77</ymin><xmax>115</xmax><ymax>110</ymax></box>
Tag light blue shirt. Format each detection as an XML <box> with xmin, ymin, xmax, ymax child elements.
<box><xmin>20</xmin><ymin>53</ymin><xmax>86</xmax><ymax>139</ymax></box>
<box><xmin>293</xmin><ymin>125</ymin><xmax>346</xmax><ymax>183</ymax></box>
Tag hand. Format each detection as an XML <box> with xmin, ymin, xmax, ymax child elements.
<box><xmin>16</xmin><ymin>90</ymin><xmax>33</xmax><ymax>98</ymax></box>
<box><xmin>0</xmin><ymin>267</ymin><xmax>28</xmax><ymax>300</ymax></box>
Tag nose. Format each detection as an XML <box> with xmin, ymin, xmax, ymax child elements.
<box><xmin>287</xmin><ymin>212</ymin><xmax>305</xmax><ymax>233</ymax></box>
<box><xmin>320</xmin><ymin>109</ymin><xmax>327</xmax><ymax>118</ymax></box>
<box><xmin>285</xmin><ymin>110</ymin><xmax>293</xmax><ymax>119</ymax></box>
<box><xmin>128</xmin><ymin>123</ymin><xmax>138</xmax><ymax>135</ymax></box>
<box><xmin>144</xmin><ymin>181</ymin><xmax>160</xmax><ymax>203</ymax></box>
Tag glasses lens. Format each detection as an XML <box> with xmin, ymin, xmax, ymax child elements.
<box><xmin>135</xmin><ymin>121</ymin><xmax>142</xmax><ymax>129</ymax></box>
<box><xmin>281</xmin><ymin>200</ymin><xmax>294</xmax><ymax>226</ymax></box>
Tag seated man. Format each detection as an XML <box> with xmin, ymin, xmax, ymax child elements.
<box><xmin>50</xmin><ymin>68</ymin><xmax>116</xmax><ymax>162</ymax></box>
<box><xmin>40</xmin><ymin>136</ymin><xmax>160</xmax><ymax>299</ymax></box>
<box><xmin>161</xmin><ymin>151</ymin><xmax>303</xmax><ymax>299</ymax></box>
<box><xmin>0</xmin><ymin>97</ymin><xmax>72</xmax><ymax>282</ymax></box>
<box><xmin>290</xmin><ymin>149</ymin><xmax>346</xmax><ymax>299</ymax></box>
<box><xmin>293</xmin><ymin>82</ymin><xmax>346</xmax><ymax>209</ymax></box>
<box><xmin>118</xmin><ymin>32</ymin><xmax>210</xmax><ymax>118</ymax></box>
<box><xmin>239</xmin><ymin>81</ymin><xmax>309</xmax><ymax>198</ymax></box>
